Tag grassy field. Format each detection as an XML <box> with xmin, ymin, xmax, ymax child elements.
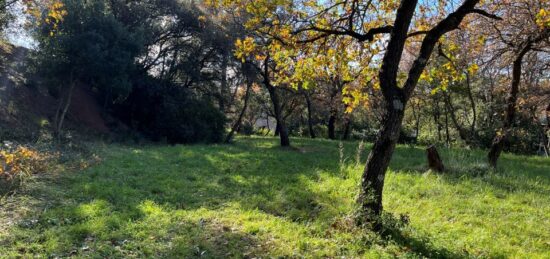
<box><xmin>0</xmin><ymin>137</ymin><xmax>549</xmax><ymax>258</ymax></box>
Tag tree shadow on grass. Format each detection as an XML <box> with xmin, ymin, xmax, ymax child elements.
<box><xmin>3</xmin><ymin>138</ymin><xmax>524</xmax><ymax>257</ymax></box>
<box><xmin>377</xmin><ymin>213</ymin><xmax>473</xmax><ymax>259</ymax></box>
<box><xmin>0</xmin><ymin>138</ymin><xmax>347</xmax><ymax>256</ymax></box>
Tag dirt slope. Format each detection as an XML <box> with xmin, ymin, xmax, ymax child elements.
<box><xmin>0</xmin><ymin>42</ymin><xmax>110</xmax><ymax>141</ymax></box>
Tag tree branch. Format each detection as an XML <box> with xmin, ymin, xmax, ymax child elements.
<box><xmin>468</xmin><ymin>9</ymin><xmax>502</xmax><ymax>20</ymax></box>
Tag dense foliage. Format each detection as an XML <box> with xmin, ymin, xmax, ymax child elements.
<box><xmin>30</xmin><ymin>0</ymin><xmax>229</xmax><ymax>144</ymax></box>
<box><xmin>114</xmin><ymin>76</ymin><xmax>225</xmax><ymax>144</ymax></box>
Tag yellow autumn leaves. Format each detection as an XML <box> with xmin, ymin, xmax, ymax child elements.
<box><xmin>25</xmin><ymin>0</ymin><xmax>68</xmax><ymax>36</ymax></box>
<box><xmin>0</xmin><ymin>146</ymin><xmax>49</xmax><ymax>181</ymax></box>
<box><xmin>234</xmin><ymin>37</ymin><xmax>256</xmax><ymax>63</ymax></box>
<box><xmin>536</xmin><ymin>9</ymin><xmax>550</xmax><ymax>28</ymax></box>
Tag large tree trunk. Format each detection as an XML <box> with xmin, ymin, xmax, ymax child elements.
<box><xmin>225</xmin><ymin>79</ymin><xmax>252</xmax><ymax>143</ymax></box>
<box><xmin>304</xmin><ymin>93</ymin><xmax>316</xmax><ymax>139</ymax></box>
<box><xmin>358</xmin><ymin>104</ymin><xmax>405</xmax><ymax>219</ymax></box>
<box><xmin>488</xmin><ymin>48</ymin><xmax>529</xmax><ymax>168</ymax></box>
<box><xmin>355</xmin><ymin>0</ymin><xmax>480</xmax><ymax>224</ymax></box>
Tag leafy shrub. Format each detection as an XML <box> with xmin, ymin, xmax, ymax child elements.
<box><xmin>0</xmin><ymin>143</ymin><xmax>54</xmax><ymax>193</ymax></box>
<box><xmin>239</xmin><ymin>122</ymin><xmax>254</xmax><ymax>136</ymax></box>
<box><xmin>155</xmin><ymin>92</ymin><xmax>225</xmax><ymax>144</ymax></box>
<box><xmin>113</xmin><ymin>77</ymin><xmax>226</xmax><ymax>144</ymax></box>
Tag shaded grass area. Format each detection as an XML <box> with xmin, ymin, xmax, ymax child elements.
<box><xmin>0</xmin><ymin>137</ymin><xmax>549</xmax><ymax>258</ymax></box>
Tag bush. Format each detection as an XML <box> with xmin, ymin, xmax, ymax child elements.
<box><xmin>239</xmin><ymin>122</ymin><xmax>254</xmax><ymax>136</ymax></box>
<box><xmin>113</xmin><ymin>77</ymin><xmax>226</xmax><ymax>144</ymax></box>
<box><xmin>155</xmin><ymin>92</ymin><xmax>225</xmax><ymax>144</ymax></box>
<box><xmin>0</xmin><ymin>142</ymin><xmax>53</xmax><ymax>194</ymax></box>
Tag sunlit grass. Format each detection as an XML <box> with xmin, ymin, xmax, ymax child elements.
<box><xmin>0</xmin><ymin>137</ymin><xmax>549</xmax><ymax>258</ymax></box>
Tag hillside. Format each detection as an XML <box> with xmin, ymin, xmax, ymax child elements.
<box><xmin>0</xmin><ymin>137</ymin><xmax>548</xmax><ymax>258</ymax></box>
<box><xmin>0</xmin><ymin>42</ymin><xmax>109</xmax><ymax>142</ymax></box>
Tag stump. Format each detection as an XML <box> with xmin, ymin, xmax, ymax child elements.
<box><xmin>426</xmin><ymin>145</ymin><xmax>445</xmax><ymax>172</ymax></box>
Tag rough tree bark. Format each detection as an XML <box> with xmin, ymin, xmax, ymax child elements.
<box><xmin>357</xmin><ymin>0</ymin><xmax>483</xmax><ymax>222</ymax></box>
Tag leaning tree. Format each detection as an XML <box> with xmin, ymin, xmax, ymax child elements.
<box><xmin>211</xmin><ymin>0</ymin><xmax>502</xmax><ymax>224</ymax></box>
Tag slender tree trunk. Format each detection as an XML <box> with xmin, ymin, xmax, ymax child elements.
<box><xmin>56</xmin><ymin>80</ymin><xmax>76</xmax><ymax>139</ymax></box>
<box><xmin>444</xmin><ymin>103</ymin><xmax>450</xmax><ymax>145</ymax></box>
<box><xmin>444</xmin><ymin>91</ymin><xmax>472</xmax><ymax>145</ymax></box>
<box><xmin>225</xmin><ymin>79</ymin><xmax>252</xmax><ymax>143</ymax></box>
<box><xmin>304</xmin><ymin>93</ymin><xmax>316</xmax><ymax>139</ymax></box>
<box><xmin>433</xmin><ymin>99</ymin><xmax>442</xmax><ymax>142</ymax></box>
<box><xmin>488</xmin><ymin>48</ymin><xmax>530</xmax><ymax>168</ymax></box>
<box><xmin>343</xmin><ymin>116</ymin><xmax>352</xmax><ymax>140</ymax></box>
<box><xmin>466</xmin><ymin>73</ymin><xmax>477</xmax><ymax>134</ymax></box>
<box><xmin>219</xmin><ymin>53</ymin><xmax>228</xmax><ymax>113</ymax></box>
<box><xmin>328</xmin><ymin>112</ymin><xmax>336</xmax><ymax>140</ymax></box>
<box><xmin>413</xmin><ymin>103</ymin><xmax>421</xmax><ymax>138</ymax></box>
<box><xmin>53</xmin><ymin>94</ymin><xmax>63</xmax><ymax>133</ymax></box>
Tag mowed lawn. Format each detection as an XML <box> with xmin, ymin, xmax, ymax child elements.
<box><xmin>1</xmin><ymin>137</ymin><xmax>549</xmax><ymax>258</ymax></box>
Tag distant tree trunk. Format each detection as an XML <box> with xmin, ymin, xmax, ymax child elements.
<box><xmin>488</xmin><ymin>47</ymin><xmax>530</xmax><ymax>168</ymax></box>
<box><xmin>465</xmin><ymin>73</ymin><xmax>477</xmax><ymax>134</ymax></box>
<box><xmin>304</xmin><ymin>92</ymin><xmax>316</xmax><ymax>138</ymax></box>
<box><xmin>55</xmin><ymin>70</ymin><xmax>76</xmax><ymax>139</ymax></box>
<box><xmin>444</xmin><ymin>91</ymin><xmax>473</xmax><ymax>145</ymax></box>
<box><xmin>328</xmin><ymin>112</ymin><xmax>336</xmax><ymax>140</ymax></box>
<box><xmin>411</xmin><ymin>100</ymin><xmax>421</xmax><ymax>138</ymax></box>
<box><xmin>56</xmin><ymin>81</ymin><xmax>76</xmax><ymax>139</ymax></box>
<box><xmin>544</xmin><ymin>103</ymin><xmax>550</xmax><ymax>156</ymax></box>
<box><xmin>268</xmin><ymin>87</ymin><xmax>290</xmax><ymax>146</ymax></box>
<box><xmin>343</xmin><ymin>116</ymin><xmax>352</xmax><ymax>140</ymax></box>
<box><xmin>225</xmin><ymin>78</ymin><xmax>252</xmax><ymax>143</ymax></box>
<box><xmin>219</xmin><ymin>53</ymin><xmax>229</xmax><ymax>113</ymax></box>
<box><xmin>260</xmin><ymin>56</ymin><xmax>290</xmax><ymax>147</ymax></box>
<box><xmin>433</xmin><ymin>99</ymin><xmax>442</xmax><ymax>142</ymax></box>
<box><xmin>444</xmin><ymin>103</ymin><xmax>450</xmax><ymax>145</ymax></box>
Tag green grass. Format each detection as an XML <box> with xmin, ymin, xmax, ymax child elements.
<box><xmin>1</xmin><ymin>137</ymin><xmax>549</xmax><ymax>258</ymax></box>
